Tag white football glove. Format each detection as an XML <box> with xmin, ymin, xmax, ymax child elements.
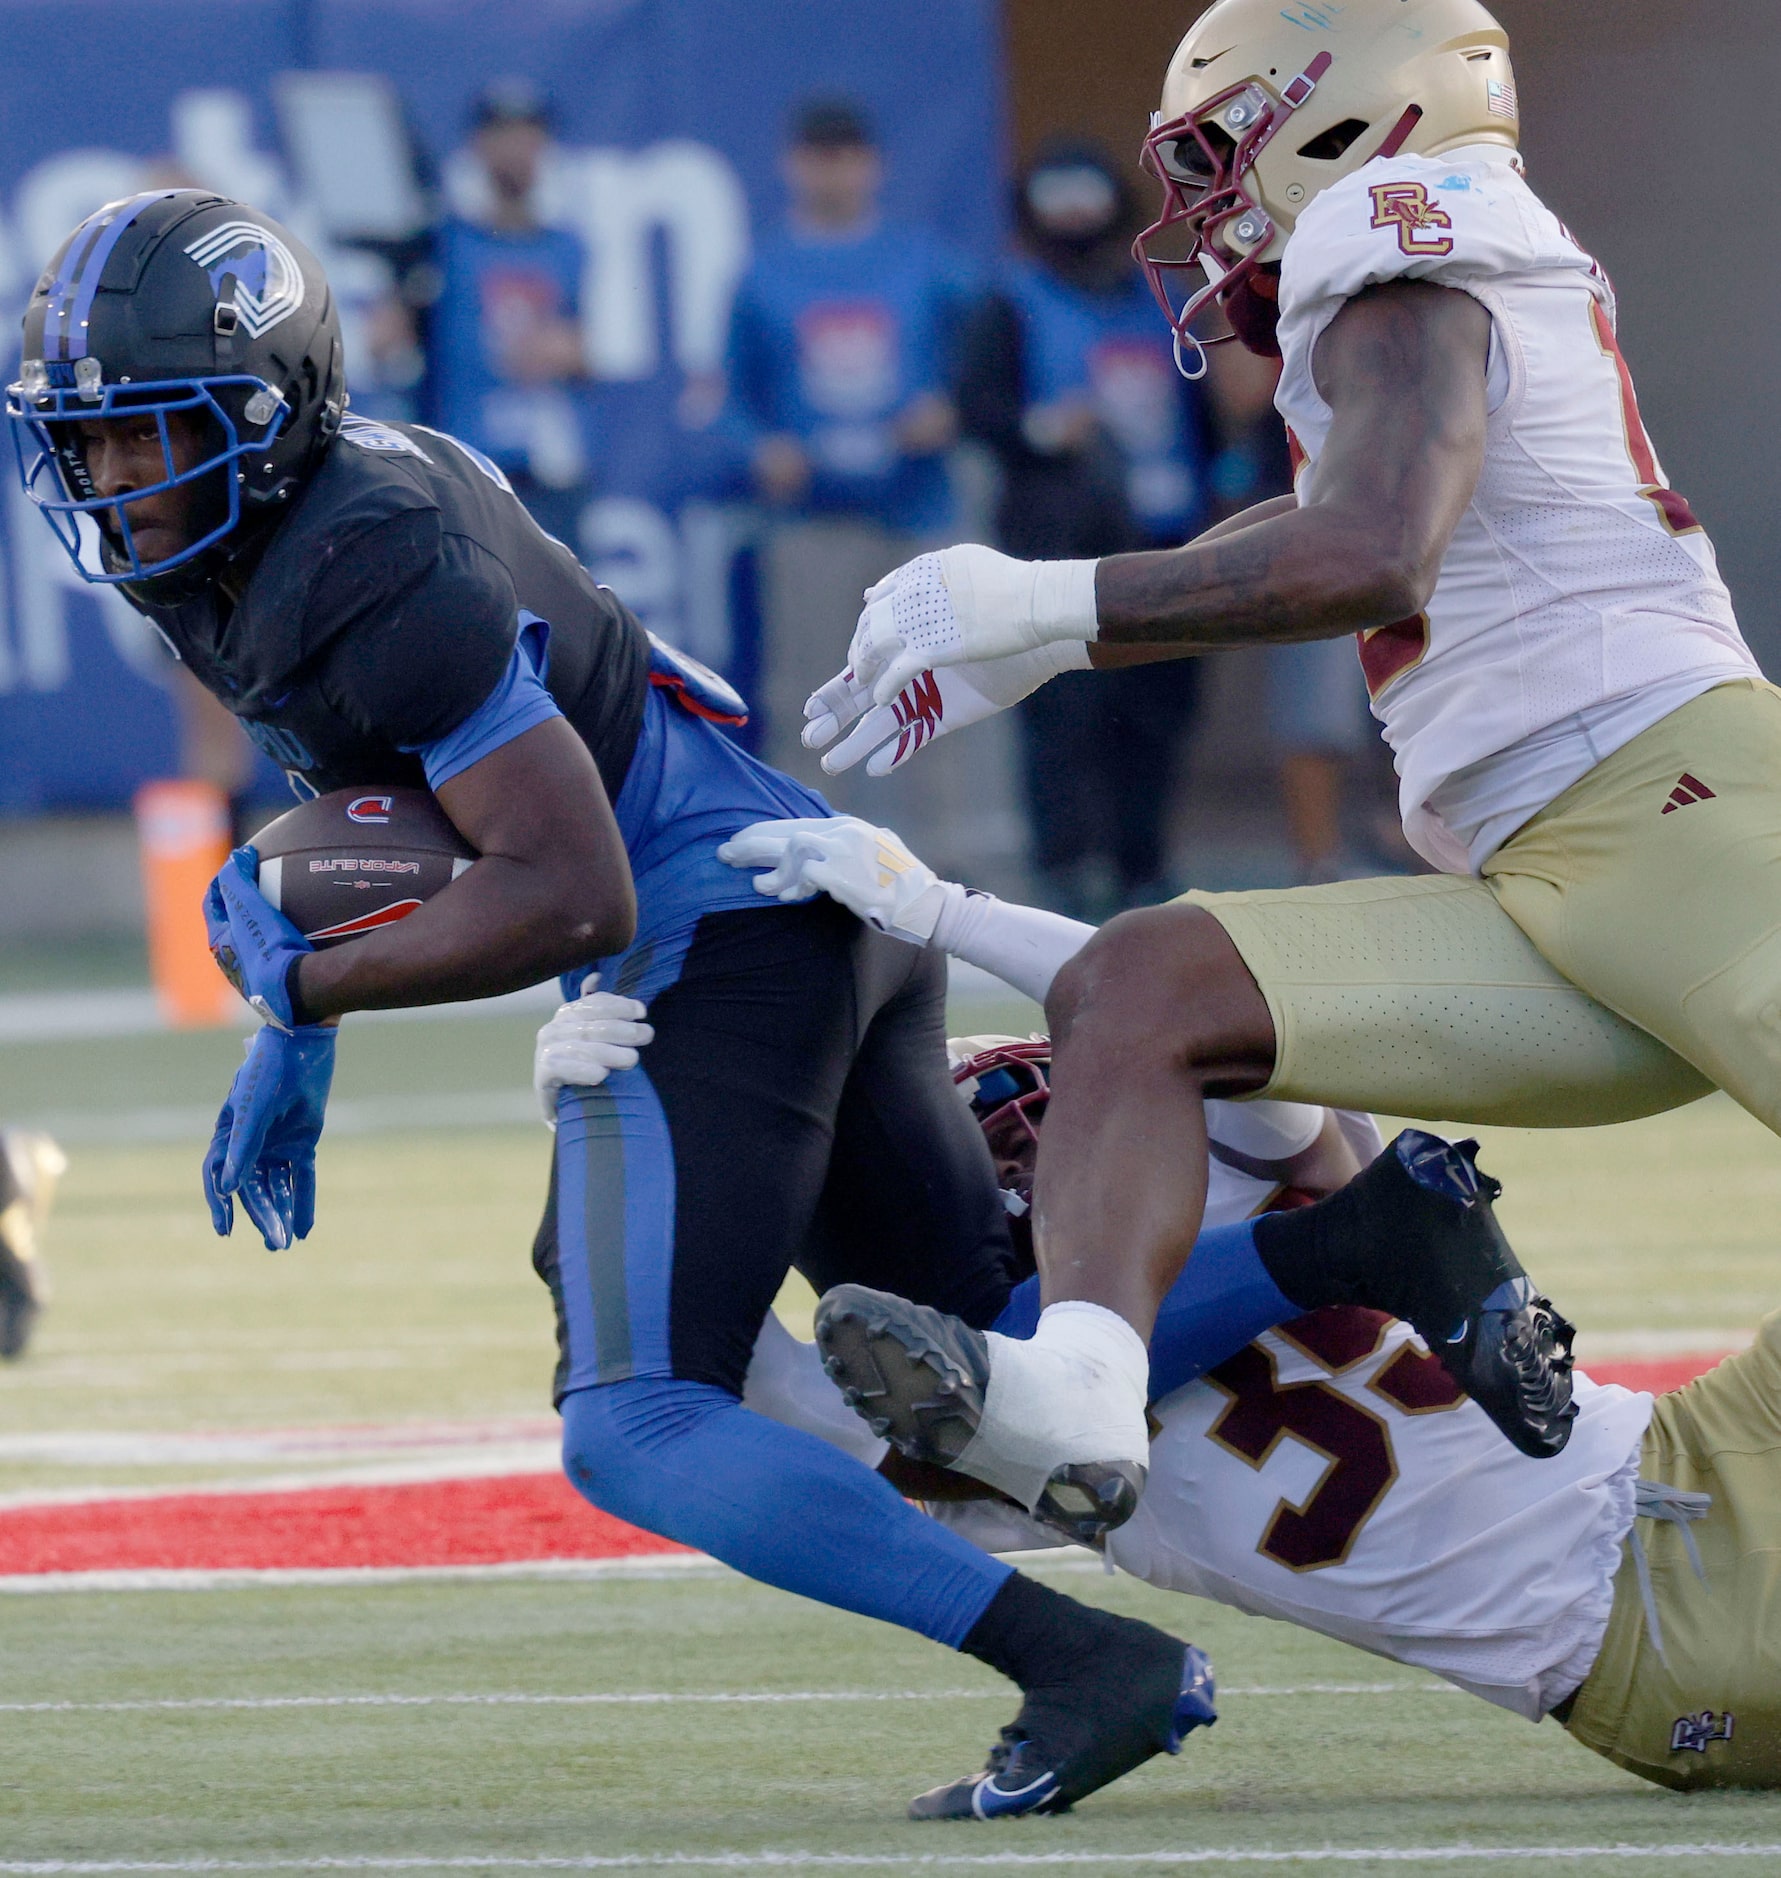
<box><xmin>803</xmin><ymin>640</ymin><xmax>1087</xmax><ymax>778</ymax></box>
<box><xmin>716</xmin><ymin>815</ymin><xmax>959</xmax><ymax>945</ymax></box>
<box><xmin>841</xmin><ymin>544</ymin><xmax>1099</xmax><ymax>706</ymax></box>
<box><xmin>533</xmin><ymin>975</ymin><xmax>654</xmax><ymax>1127</ymax></box>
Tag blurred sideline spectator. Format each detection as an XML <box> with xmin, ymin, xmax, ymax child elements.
<box><xmin>958</xmin><ymin>142</ymin><xmax>1209</xmax><ymax>918</ymax></box>
<box><xmin>722</xmin><ymin>98</ymin><xmax>980</xmax><ymax>816</ymax></box>
<box><xmin>427</xmin><ymin>80</ymin><xmax>591</xmax><ymax>540</ymax></box>
<box><xmin>1206</xmin><ymin>341</ymin><xmax>1380</xmax><ymax>884</ymax></box>
<box><xmin>0</xmin><ymin>1129</ymin><xmax>65</xmax><ymax>1361</ymax></box>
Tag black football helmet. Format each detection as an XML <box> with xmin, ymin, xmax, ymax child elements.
<box><xmin>7</xmin><ymin>189</ymin><xmax>345</xmax><ymax>599</ymax></box>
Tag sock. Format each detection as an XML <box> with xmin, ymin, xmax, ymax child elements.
<box><xmin>1251</xmin><ymin>1194</ymin><xmax>1359</xmax><ymax>1314</ymax></box>
<box><xmin>562</xmin><ymin>1377</ymin><xmax>1010</xmax><ymax>1649</ymax></box>
<box><xmin>1030</xmin><ymin>1299</ymin><xmax>1150</xmax><ymax>1377</ymax></box>
<box><xmin>960</xmin><ymin>1570</ymin><xmax>1117</xmax><ymax>1688</ymax></box>
<box><xmin>961</xmin><ymin>1302</ymin><xmax>1152</xmax><ymax>1508</ymax></box>
<box><xmin>1251</xmin><ymin>1129</ymin><xmax>1523</xmax><ymax>1339</ymax></box>
<box><xmin>992</xmin><ymin>1220</ymin><xmax>1296</xmax><ymax>1399</ymax></box>
<box><xmin>961</xmin><ymin>1572</ymin><xmax>1186</xmax><ymax>1767</ymax></box>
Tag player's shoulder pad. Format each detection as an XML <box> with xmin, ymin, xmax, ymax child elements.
<box><xmin>279</xmin><ymin>423</ymin><xmax>444</xmax><ymax>585</ymax></box>
<box><xmin>1279</xmin><ymin>150</ymin><xmax>1577</xmax><ymax>326</ymax></box>
<box><xmin>236</xmin><ymin>440</ymin><xmax>444</xmax><ymax>681</ymax></box>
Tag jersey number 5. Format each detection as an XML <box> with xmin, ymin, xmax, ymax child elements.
<box><xmin>1205</xmin><ymin>1309</ymin><xmax>1465</xmax><ymax>1572</ymax></box>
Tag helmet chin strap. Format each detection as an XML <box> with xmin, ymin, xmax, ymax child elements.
<box><xmin>1172</xmin><ymin>330</ymin><xmax>1211</xmax><ymax>382</ymax></box>
<box><xmin>1169</xmin><ymin>248</ymin><xmax>1237</xmax><ymax>382</ymax></box>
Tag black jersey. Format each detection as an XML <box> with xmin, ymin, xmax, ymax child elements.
<box><xmin>135</xmin><ymin>415</ymin><xmax>650</xmax><ymax>799</ymax></box>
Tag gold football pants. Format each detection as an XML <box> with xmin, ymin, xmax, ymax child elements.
<box><xmin>1564</xmin><ymin>1310</ymin><xmax>1781</xmax><ymax>1789</ymax></box>
<box><xmin>1182</xmin><ymin>680</ymin><xmax>1781</xmax><ymax>1132</ymax></box>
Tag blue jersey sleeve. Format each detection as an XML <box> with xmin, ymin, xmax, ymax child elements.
<box><xmin>406</xmin><ymin>621</ymin><xmax>563</xmax><ymax>791</ymax></box>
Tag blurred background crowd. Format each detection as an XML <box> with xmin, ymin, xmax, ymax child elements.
<box><xmin>0</xmin><ymin>0</ymin><xmax>1773</xmax><ymax>957</ymax></box>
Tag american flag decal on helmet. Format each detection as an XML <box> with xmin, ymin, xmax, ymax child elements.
<box><xmin>1487</xmin><ymin>79</ymin><xmax>1518</xmax><ymax>119</ymax></box>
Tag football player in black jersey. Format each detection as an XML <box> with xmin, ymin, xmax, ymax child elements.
<box><xmin>8</xmin><ymin>191</ymin><xmax>1218</xmax><ymax>1819</ymax></box>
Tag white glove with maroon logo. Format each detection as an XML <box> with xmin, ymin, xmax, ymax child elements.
<box><xmin>717</xmin><ymin>814</ymin><xmax>960</xmax><ymax>945</ymax></box>
<box><xmin>839</xmin><ymin>545</ymin><xmax>1100</xmax><ymax>704</ymax></box>
<box><xmin>803</xmin><ymin>640</ymin><xmax>1087</xmax><ymax>778</ymax></box>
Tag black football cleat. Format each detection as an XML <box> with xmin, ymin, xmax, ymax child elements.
<box><xmin>1351</xmin><ymin>1131</ymin><xmax>1576</xmax><ymax>1459</ymax></box>
<box><xmin>814</xmin><ymin>1283</ymin><xmax>1144</xmax><ymax>1543</ymax></box>
<box><xmin>909</xmin><ymin>1638</ymin><xmax>1216</xmax><ymax>1820</ymax></box>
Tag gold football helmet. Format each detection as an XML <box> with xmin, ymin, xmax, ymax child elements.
<box><xmin>1135</xmin><ymin>0</ymin><xmax>1518</xmax><ymax>366</ymax></box>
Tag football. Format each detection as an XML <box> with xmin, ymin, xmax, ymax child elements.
<box><xmin>250</xmin><ymin>786</ymin><xmax>477</xmax><ymax>949</ymax></box>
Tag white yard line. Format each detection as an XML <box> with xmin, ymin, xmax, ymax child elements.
<box><xmin>1571</xmin><ymin>1326</ymin><xmax>1754</xmax><ymax>1362</ymax></box>
<box><xmin>0</xmin><ymin>1544</ymin><xmax>1119</xmax><ymax>1595</ymax></box>
<box><xmin>0</xmin><ymin>963</ymin><xmax>1012</xmax><ymax>1048</ymax></box>
<box><xmin>0</xmin><ymin>1419</ymin><xmax>560</xmax><ymax>1468</ymax></box>
<box><xmin>1</xmin><ymin>1845</ymin><xmax>1779</xmax><ymax>1871</ymax></box>
<box><xmin>0</xmin><ymin>1449</ymin><xmax>563</xmax><ymax>1512</ymax></box>
<box><xmin>0</xmin><ymin>1682</ymin><xmax>1447</xmax><ymax>1715</ymax></box>
<box><xmin>0</xmin><ymin>1557</ymin><xmax>731</xmax><ymax>1593</ymax></box>
<box><xmin>20</xmin><ymin>1089</ymin><xmax>541</xmax><ymax>1145</ymax></box>
<box><xmin>0</xmin><ymin>982</ymin><xmax>560</xmax><ymax>1046</ymax></box>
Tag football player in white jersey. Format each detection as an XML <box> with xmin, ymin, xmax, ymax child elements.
<box><xmin>793</xmin><ymin>0</ymin><xmax>1780</xmax><ymax>1545</ymax></box>
<box><xmin>742</xmin><ymin>1121</ymin><xmax>1781</xmax><ymax>1799</ymax></box>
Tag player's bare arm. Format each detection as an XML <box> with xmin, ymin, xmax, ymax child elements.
<box><xmin>294</xmin><ymin>717</ymin><xmax>635</xmax><ymax>1019</ymax></box>
<box><xmin>805</xmin><ymin>288</ymin><xmax>1489</xmax><ymax>770</ymax></box>
<box><xmin>1090</xmin><ymin>282</ymin><xmax>1489</xmax><ymax>655</ymax></box>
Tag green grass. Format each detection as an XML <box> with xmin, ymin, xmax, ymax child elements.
<box><xmin>0</xmin><ymin>932</ymin><xmax>149</xmax><ymax>996</ymax></box>
<box><xmin>3</xmin><ymin>1004</ymin><xmax>1781</xmax><ymax>1867</ymax></box>
<box><xmin>5</xmin><ymin>1571</ymin><xmax>1781</xmax><ymax>1871</ymax></box>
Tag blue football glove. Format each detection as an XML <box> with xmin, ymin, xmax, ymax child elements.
<box><xmin>203</xmin><ymin>845</ymin><xmax>311</xmax><ymax>1031</ymax></box>
<box><xmin>203</xmin><ymin>1023</ymin><xmax>337</xmax><ymax>1251</ymax></box>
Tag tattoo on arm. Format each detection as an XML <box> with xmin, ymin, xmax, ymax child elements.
<box><xmin>1092</xmin><ymin>282</ymin><xmax>1490</xmax><ymax>656</ymax></box>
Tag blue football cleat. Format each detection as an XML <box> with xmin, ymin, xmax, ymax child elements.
<box><xmin>908</xmin><ymin>1642</ymin><xmax>1216</xmax><ymax>1820</ymax></box>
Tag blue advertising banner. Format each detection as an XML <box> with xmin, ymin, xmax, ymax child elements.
<box><xmin>0</xmin><ymin>0</ymin><xmax>1002</xmax><ymax>811</ymax></box>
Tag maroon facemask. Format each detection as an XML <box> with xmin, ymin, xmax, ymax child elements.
<box><xmin>1131</xmin><ymin>52</ymin><xmax>1333</xmax><ymax>377</ymax></box>
<box><xmin>1133</xmin><ymin>52</ymin><xmax>1426</xmax><ymax>377</ymax></box>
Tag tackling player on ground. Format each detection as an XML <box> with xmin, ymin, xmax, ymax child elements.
<box><xmin>798</xmin><ymin>0</ymin><xmax>1772</xmax><ymax>1538</ymax></box>
<box><xmin>748</xmin><ymin>1042</ymin><xmax>1781</xmax><ymax>1796</ymax></box>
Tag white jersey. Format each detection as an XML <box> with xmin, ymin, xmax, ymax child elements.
<box><xmin>1203</xmin><ymin>1103</ymin><xmax>1380</xmax><ymax>1222</ymax></box>
<box><xmin>1275</xmin><ymin>146</ymin><xmax>1759</xmax><ymax>874</ymax></box>
<box><xmin>948</xmin><ymin>1313</ymin><xmax>1651</xmax><ymax>1722</ymax></box>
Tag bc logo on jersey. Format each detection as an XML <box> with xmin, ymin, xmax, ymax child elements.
<box><xmin>1368</xmin><ymin>182</ymin><xmax>1455</xmax><ymax>258</ymax></box>
<box><xmin>183</xmin><ymin>223</ymin><xmax>304</xmax><ymax>339</ymax></box>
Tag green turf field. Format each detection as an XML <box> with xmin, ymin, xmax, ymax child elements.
<box><xmin>3</xmin><ymin>996</ymin><xmax>1781</xmax><ymax>1869</ymax></box>
<box><xmin>6</xmin><ymin>1567</ymin><xmax>1781</xmax><ymax>1872</ymax></box>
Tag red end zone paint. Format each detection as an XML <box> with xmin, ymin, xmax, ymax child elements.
<box><xmin>1588</xmin><ymin>1353</ymin><xmax>1733</xmax><ymax>1397</ymax></box>
<box><xmin>0</xmin><ymin>1354</ymin><xmax>1732</xmax><ymax>1578</ymax></box>
<box><xmin>0</xmin><ymin>1473</ymin><xmax>688</xmax><ymax>1576</ymax></box>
